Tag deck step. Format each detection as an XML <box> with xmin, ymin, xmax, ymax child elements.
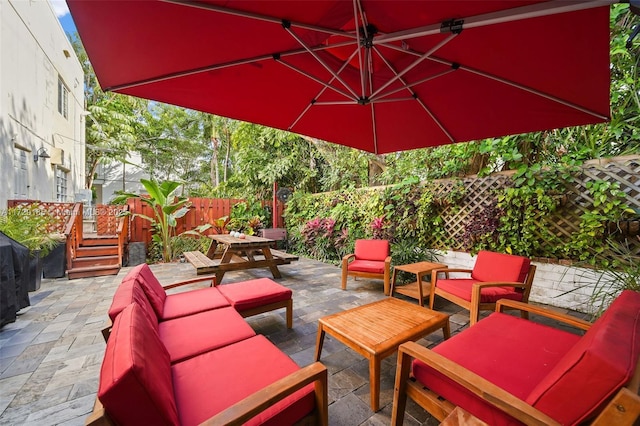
<box><xmin>77</xmin><ymin>245</ymin><xmax>118</xmax><ymax>257</ymax></box>
<box><xmin>72</xmin><ymin>255</ymin><xmax>120</xmax><ymax>269</ymax></box>
<box><xmin>67</xmin><ymin>265</ymin><xmax>121</xmax><ymax>280</ymax></box>
<box><xmin>81</xmin><ymin>237</ymin><xmax>118</xmax><ymax>246</ymax></box>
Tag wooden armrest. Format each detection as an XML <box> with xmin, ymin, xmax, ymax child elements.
<box><xmin>162</xmin><ymin>274</ymin><xmax>217</xmax><ymax>290</ymax></box>
<box><xmin>398</xmin><ymin>342</ymin><xmax>560</xmax><ymax>426</ymax></box>
<box><xmin>201</xmin><ymin>362</ymin><xmax>328</xmax><ymax>426</ymax></box>
<box><xmin>342</xmin><ymin>253</ymin><xmax>355</xmax><ymax>262</ymax></box>
<box><xmin>495</xmin><ymin>300</ymin><xmax>592</xmax><ymax>331</ymax></box>
<box><xmin>85</xmin><ymin>398</ymin><xmax>112</xmax><ymax>426</ymax></box>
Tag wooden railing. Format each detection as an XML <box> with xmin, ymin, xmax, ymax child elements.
<box><xmin>64</xmin><ymin>203</ymin><xmax>83</xmax><ymax>272</ymax></box>
<box><xmin>116</xmin><ymin>205</ymin><xmax>130</xmax><ymax>267</ymax></box>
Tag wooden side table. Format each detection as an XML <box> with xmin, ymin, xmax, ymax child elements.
<box><xmin>390</xmin><ymin>261</ymin><xmax>446</xmax><ymax>306</ymax></box>
<box><xmin>315</xmin><ymin>298</ymin><xmax>450</xmax><ymax>411</ymax></box>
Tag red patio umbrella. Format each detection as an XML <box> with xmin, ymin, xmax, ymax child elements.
<box><xmin>67</xmin><ymin>0</ymin><xmax>614</xmax><ymax>154</ymax></box>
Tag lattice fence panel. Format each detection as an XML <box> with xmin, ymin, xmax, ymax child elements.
<box><xmin>425</xmin><ymin>174</ymin><xmax>514</xmax><ymax>250</ymax></box>
<box><xmin>96</xmin><ymin>204</ymin><xmax>127</xmax><ymax>235</ymax></box>
<box><xmin>7</xmin><ymin>200</ymin><xmax>76</xmax><ymax>233</ymax></box>
<box><xmin>419</xmin><ymin>156</ymin><xmax>640</xmax><ymax>261</ymax></box>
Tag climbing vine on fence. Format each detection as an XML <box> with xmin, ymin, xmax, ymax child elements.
<box><xmin>285</xmin><ymin>156</ymin><xmax>640</xmax><ymax>268</ymax></box>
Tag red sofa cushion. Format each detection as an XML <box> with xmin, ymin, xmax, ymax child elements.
<box><xmin>98</xmin><ymin>303</ymin><xmax>179</xmax><ymax>426</ymax></box>
<box><xmin>412</xmin><ymin>312</ymin><xmax>581</xmax><ymax>426</ymax></box>
<box><xmin>347</xmin><ymin>259</ymin><xmax>386</xmax><ymax>274</ymax></box>
<box><xmin>471</xmin><ymin>251</ymin><xmax>530</xmax><ymax>284</ymax></box>
<box><xmin>108</xmin><ymin>278</ymin><xmax>160</xmax><ymax>327</ymax></box>
<box><xmin>436</xmin><ymin>279</ymin><xmax>524</xmax><ymax>303</ymax></box>
<box><xmin>121</xmin><ymin>264</ymin><xmax>167</xmax><ymax>318</ymax></box>
<box><xmin>162</xmin><ymin>286</ymin><xmax>230</xmax><ymax>320</ymax></box>
<box><xmin>217</xmin><ymin>278</ymin><xmax>292</xmax><ymax>312</ymax></box>
<box><xmin>172</xmin><ymin>335</ymin><xmax>316</xmax><ymax>426</ymax></box>
<box><xmin>354</xmin><ymin>239</ymin><xmax>389</xmax><ymax>261</ymax></box>
<box><xmin>159</xmin><ymin>307</ymin><xmax>256</xmax><ymax>363</ymax></box>
<box><xmin>526</xmin><ymin>290</ymin><xmax>640</xmax><ymax>425</ymax></box>
<box><xmin>108</xmin><ymin>277</ymin><xmax>136</xmax><ymax>322</ymax></box>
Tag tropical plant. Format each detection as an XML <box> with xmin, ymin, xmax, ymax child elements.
<box><xmin>112</xmin><ymin>179</ymin><xmax>210</xmax><ymax>262</ymax></box>
<box><xmin>228</xmin><ymin>199</ymin><xmax>267</xmax><ymax>235</ymax></box>
<box><xmin>561</xmin><ymin>236</ymin><xmax>640</xmax><ymax>318</ymax></box>
<box><xmin>0</xmin><ymin>205</ymin><xmax>60</xmax><ymax>257</ymax></box>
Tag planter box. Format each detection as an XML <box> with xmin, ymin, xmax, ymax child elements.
<box><xmin>43</xmin><ymin>242</ymin><xmax>66</xmax><ymax>279</ymax></box>
<box><xmin>28</xmin><ymin>250</ymin><xmax>42</xmax><ymax>292</ymax></box>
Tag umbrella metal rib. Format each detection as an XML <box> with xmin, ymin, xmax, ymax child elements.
<box><xmin>89</xmin><ymin>0</ymin><xmax>614</xmax><ymax>154</ymax></box>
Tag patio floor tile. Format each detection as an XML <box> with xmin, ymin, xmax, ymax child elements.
<box><xmin>0</xmin><ymin>256</ymin><xmax>582</xmax><ymax>425</ymax></box>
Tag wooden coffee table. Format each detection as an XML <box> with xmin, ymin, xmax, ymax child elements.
<box><xmin>390</xmin><ymin>261</ymin><xmax>447</xmax><ymax>306</ymax></box>
<box><xmin>314</xmin><ymin>298</ymin><xmax>450</xmax><ymax>411</ymax></box>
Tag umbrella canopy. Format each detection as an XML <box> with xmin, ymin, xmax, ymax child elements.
<box><xmin>67</xmin><ymin>0</ymin><xmax>614</xmax><ymax>154</ymax></box>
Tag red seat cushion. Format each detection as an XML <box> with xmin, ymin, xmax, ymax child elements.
<box><xmin>162</xmin><ymin>286</ymin><xmax>230</xmax><ymax>320</ymax></box>
<box><xmin>471</xmin><ymin>251</ymin><xmax>530</xmax><ymax>283</ymax></box>
<box><xmin>172</xmin><ymin>335</ymin><xmax>316</xmax><ymax>426</ymax></box>
<box><xmin>354</xmin><ymin>239</ymin><xmax>389</xmax><ymax>261</ymax></box>
<box><xmin>98</xmin><ymin>303</ymin><xmax>179</xmax><ymax>426</ymax></box>
<box><xmin>217</xmin><ymin>278</ymin><xmax>292</xmax><ymax>312</ymax></box>
<box><xmin>436</xmin><ymin>279</ymin><xmax>524</xmax><ymax>303</ymax></box>
<box><xmin>347</xmin><ymin>259</ymin><xmax>386</xmax><ymax>274</ymax></box>
<box><xmin>413</xmin><ymin>313</ymin><xmax>581</xmax><ymax>426</ymax></box>
<box><xmin>159</xmin><ymin>307</ymin><xmax>256</xmax><ymax>364</ymax></box>
<box><xmin>526</xmin><ymin>290</ymin><xmax>640</xmax><ymax>425</ymax></box>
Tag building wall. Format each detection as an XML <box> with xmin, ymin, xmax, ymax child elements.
<box><xmin>93</xmin><ymin>152</ymin><xmax>149</xmax><ymax>204</ymax></box>
<box><xmin>0</xmin><ymin>0</ymin><xmax>85</xmax><ymax>209</ymax></box>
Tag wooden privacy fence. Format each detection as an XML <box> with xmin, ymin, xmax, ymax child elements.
<box><xmin>127</xmin><ymin>197</ymin><xmax>244</xmax><ymax>245</ymax></box>
<box><xmin>424</xmin><ymin>155</ymin><xmax>640</xmax><ymax>259</ymax></box>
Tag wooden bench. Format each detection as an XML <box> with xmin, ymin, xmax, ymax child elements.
<box><xmin>270</xmin><ymin>249</ymin><xmax>299</xmax><ymax>261</ymax></box>
<box><xmin>183</xmin><ymin>249</ymin><xmax>298</xmax><ymax>277</ymax></box>
<box><xmin>182</xmin><ymin>250</ymin><xmax>215</xmax><ymax>272</ymax></box>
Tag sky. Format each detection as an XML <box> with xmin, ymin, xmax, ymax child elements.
<box><xmin>50</xmin><ymin>0</ymin><xmax>77</xmax><ymax>35</ymax></box>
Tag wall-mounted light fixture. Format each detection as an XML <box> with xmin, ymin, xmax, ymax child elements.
<box><xmin>34</xmin><ymin>147</ymin><xmax>51</xmax><ymax>162</ymax></box>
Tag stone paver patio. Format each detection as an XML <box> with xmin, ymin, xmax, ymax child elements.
<box><xmin>0</xmin><ymin>256</ymin><xmax>585</xmax><ymax>425</ymax></box>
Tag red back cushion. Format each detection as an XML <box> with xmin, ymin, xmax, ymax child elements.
<box><xmin>471</xmin><ymin>251</ymin><xmax>530</xmax><ymax>283</ymax></box>
<box><xmin>98</xmin><ymin>303</ymin><xmax>178</xmax><ymax>426</ymax></box>
<box><xmin>108</xmin><ymin>278</ymin><xmax>160</xmax><ymax>328</ymax></box>
<box><xmin>525</xmin><ymin>290</ymin><xmax>640</xmax><ymax>425</ymax></box>
<box><xmin>354</xmin><ymin>239</ymin><xmax>389</xmax><ymax>262</ymax></box>
<box><xmin>108</xmin><ymin>278</ymin><xmax>136</xmax><ymax>322</ymax></box>
<box><xmin>124</xmin><ymin>263</ymin><xmax>167</xmax><ymax>318</ymax></box>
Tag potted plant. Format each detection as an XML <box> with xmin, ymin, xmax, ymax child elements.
<box><xmin>0</xmin><ymin>205</ymin><xmax>60</xmax><ymax>291</ymax></box>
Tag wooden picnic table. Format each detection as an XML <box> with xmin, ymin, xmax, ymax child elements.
<box><xmin>183</xmin><ymin>234</ymin><xmax>298</xmax><ymax>282</ymax></box>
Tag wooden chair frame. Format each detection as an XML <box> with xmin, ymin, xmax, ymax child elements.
<box><xmin>85</xmin><ymin>362</ymin><xmax>329</xmax><ymax>426</ymax></box>
<box><xmin>429</xmin><ymin>264</ymin><xmax>537</xmax><ymax>325</ymax></box>
<box><xmin>341</xmin><ymin>253</ymin><xmax>392</xmax><ymax>295</ymax></box>
<box><xmin>391</xmin><ymin>299</ymin><xmax>640</xmax><ymax>426</ymax></box>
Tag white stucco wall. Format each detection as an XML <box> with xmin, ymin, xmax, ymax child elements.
<box><xmin>0</xmin><ymin>0</ymin><xmax>85</xmax><ymax>209</ymax></box>
<box><xmin>437</xmin><ymin>251</ymin><xmax>617</xmax><ymax>314</ymax></box>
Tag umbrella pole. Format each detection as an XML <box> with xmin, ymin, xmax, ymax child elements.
<box><xmin>273</xmin><ymin>182</ymin><xmax>278</xmax><ymax>229</ymax></box>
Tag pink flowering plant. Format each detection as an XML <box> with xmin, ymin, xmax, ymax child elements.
<box><xmin>371</xmin><ymin>216</ymin><xmax>392</xmax><ymax>241</ymax></box>
<box><xmin>301</xmin><ymin>217</ymin><xmax>348</xmax><ymax>262</ymax></box>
